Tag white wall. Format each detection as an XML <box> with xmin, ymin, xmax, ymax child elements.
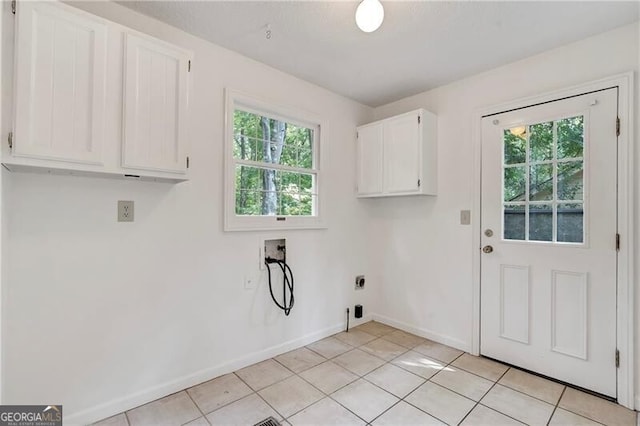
<box><xmin>0</xmin><ymin>2</ymin><xmax>374</xmax><ymax>423</ymax></box>
<box><xmin>369</xmin><ymin>22</ymin><xmax>639</xmax><ymax>407</ymax></box>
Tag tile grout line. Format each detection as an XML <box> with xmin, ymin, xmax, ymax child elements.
<box><xmin>232</xmin><ymin>371</ymin><xmax>289</xmax><ymax>423</ymax></box>
<box><xmin>455</xmin><ymin>363</ymin><xmax>511</xmax><ymax>425</ymax></box>
<box><xmin>366</xmin><ymin>373</ymin><xmax>431</xmax><ymax>425</ymax></box>
<box><xmin>260</xmin><ymin>345</ymin><xmax>375</xmax><ymax>423</ymax></box>
<box><xmin>287</xmin><ymin>327</ymin><xmax>409</xmax><ymax>425</ymax></box>
<box><xmin>303</xmin><ymin>342</ymin><xmax>355</xmax><ymax>360</ymax></box>
<box><xmin>236</xmin><ymin>361</ymin><xmax>297</xmax><ymax>393</ymax></box>
<box><xmin>546</xmin><ymin>386</ymin><xmax>566</xmax><ymax>426</ymax></box>
<box><xmin>283</xmin><ymin>367</ymin><xmax>368</xmax><ymax>424</ymax></box>
<box><xmin>183</xmin><ymin>389</ymin><xmax>210</xmax><ymax>425</ymax></box>
<box><xmin>348</xmin><ymin>349</ymin><xmax>463</xmax><ymax>425</ymax></box>
<box><xmin>448</xmin><ymin>355</ymin><xmax>511</xmax><ymax>382</ymax></box>
<box><xmin>491</xmin><ymin>378</ymin><xmax>565</xmax><ymax>407</ymax></box>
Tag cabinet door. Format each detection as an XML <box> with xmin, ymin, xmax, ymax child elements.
<box><xmin>356</xmin><ymin>124</ymin><xmax>383</xmax><ymax>196</ymax></box>
<box><xmin>13</xmin><ymin>1</ymin><xmax>107</xmax><ymax>164</ymax></box>
<box><xmin>383</xmin><ymin>113</ymin><xmax>421</xmax><ymax>194</ymax></box>
<box><xmin>123</xmin><ymin>33</ymin><xmax>189</xmax><ymax>173</ymax></box>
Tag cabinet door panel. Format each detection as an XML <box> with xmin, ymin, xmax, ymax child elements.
<box><xmin>383</xmin><ymin>114</ymin><xmax>421</xmax><ymax>193</ymax></box>
<box><xmin>123</xmin><ymin>33</ymin><xmax>189</xmax><ymax>173</ymax></box>
<box><xmin>357</xmin><ymin>124</ymin><xmax>383</xmax><ymax>195</ymax></box>
<box><xmin>14</xmin><ymin>1</ymin><xmax>107</xmax><ymax>164</ymax></box>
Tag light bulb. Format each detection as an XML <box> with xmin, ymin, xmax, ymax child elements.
<box><xmin>355</xmin><ymin>0</ymin><xmax>384</xmax><ymax>33</ymax></box>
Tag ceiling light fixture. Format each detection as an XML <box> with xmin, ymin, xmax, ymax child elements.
<box><xmin>355</xmin><ymin>0</ymin><xmax>384</xmax><ymax>33</ymax></box>
<box><xmin>509</xmin><ymin>126</ymin><xmax>527</xmax><ymax>137</ymax></box>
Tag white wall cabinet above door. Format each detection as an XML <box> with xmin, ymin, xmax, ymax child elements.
<box><xmin>13</xmin><ymin>1</ymin><xmax>107</xmax><ymax>165</ymax></box>
<box><xmin>122</xmin><ymin>33</ymin><xmax>190</xmax><ymax>174</ymax></box>
<box><xmin>356</xmin><ymin>109</ymin><xmax>437</xmax><ymax>197</ymax></box>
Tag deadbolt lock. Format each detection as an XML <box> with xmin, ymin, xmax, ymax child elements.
<box><xmin>484</xmin><ymin>229</ymin><xmax>493</xmax><ymax>237</ymax></box>
<box><xmin>482</xmin><ymin>245</ymin><xmax>494</xmax><ymax>254</ymax></box>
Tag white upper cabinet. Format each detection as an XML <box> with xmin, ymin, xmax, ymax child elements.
<box><xmin>356</xmin><ymin>123</ymin><xmax>383</xmax><ymax>196</ymax></box>
<box><xmin>383</xmin><ymin>112</ymin><xmax>421</xmax><ymax>194</ymax></box>
<box><xmin>356</xmin><ymin>109</ymin><xmax>437</xmax><ymax>197</ymax></box>
<box><xmin>122</xmin><ymin>33</ymin><xmax>190</xmax><ymax>174</ymax></box>
<box><xmin>5</xmin><ymin>1</ymin><xmax>192</xmax><ymax>182</ymax></box>
<box><xmin>13</xmin><ymin>1</ymin><xmax>107</xmax><ymax>164</ymax></box>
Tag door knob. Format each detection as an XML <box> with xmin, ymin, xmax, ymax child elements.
<box><xmin>482</xmin><ymin>245</ymin><xmax>494</xmax><ymax>254</ymax></box>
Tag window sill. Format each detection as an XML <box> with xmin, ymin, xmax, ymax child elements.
<box><xmin>223</xmin><ymin>216</ymin><xmax>327</xmax><ymax>232</ymax></box>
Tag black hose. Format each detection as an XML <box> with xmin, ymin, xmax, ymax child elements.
<box><xmin>265</xmin><ymin>258</ymin><xmax>294</xmax><ymax>316</ymax></box>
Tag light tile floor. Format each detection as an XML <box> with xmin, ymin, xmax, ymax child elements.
<box><xmin>94</xmin><ymin>321</ymin><xmax>638</xmax><ymax>426</ymax></box>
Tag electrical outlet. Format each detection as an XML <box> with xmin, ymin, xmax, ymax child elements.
<box><xmin>355</xmin><ymin>275</ymin><xmax>365</xmax><ymax>290</ymax></box>
<box><xmin>118</xmin><ymin>200</ymin><xmax>134</xmax><ymax>222</ymax></box>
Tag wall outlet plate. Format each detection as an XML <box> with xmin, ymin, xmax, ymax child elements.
<box><xmin>118</xmin><ymin>200</ymin><xmax>134</xmax><ymax>222</ymax></box>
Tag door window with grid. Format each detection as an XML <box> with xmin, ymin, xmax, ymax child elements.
<box><xmin>503</xmin><ymin>115</ymin><xmax>585</xmax><ymax>243</ymax></box>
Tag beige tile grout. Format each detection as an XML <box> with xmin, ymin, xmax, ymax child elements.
<box><xmin>490</xmin><ymin>381</ymin><xmax>564</xmax><ymax>408</ymax></box>
<box><xmin>233</xmin><ymin>373</ymin><xmax>289</xmax><ymax>423</ymax></box>
<box><xmin>291</xmin><ymin>335</ymin><xmax>453</xmax><ymax>424</ymax></box>
<box><xmin>183</xmin><ymin>388</ymin><xmax>210</xmax><ymax>425</ymax></box>
<box><xmin>455</xmin><ymin>364</ymin><xmax>513</xmax><ymax>425</ymax></box>
<box><xmin>546</xmin><ymin>386</ymin><xmax>566</xmax><ymax>426</ymax></box>
<box><xmin>236</xmin><ymin>360</ymin><xmax>295</xmax><ymax>392</ymax></box>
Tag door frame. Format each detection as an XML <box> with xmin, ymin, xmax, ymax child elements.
<box><xmin>470</xmin><ymin>72</ymin><xmax>635</xmax><ymax>409</ymax></box>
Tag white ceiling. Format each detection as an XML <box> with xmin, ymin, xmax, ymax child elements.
<box><xmin>118</xmin><ymin>1</ymin><xmax>639</xmax><ymax>107</ymax></box>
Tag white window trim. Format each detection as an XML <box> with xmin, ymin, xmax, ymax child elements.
<box><xmin>224</xmin><ymin>88</ymin><xmax>326</xmax><ymax>231</ymax></box>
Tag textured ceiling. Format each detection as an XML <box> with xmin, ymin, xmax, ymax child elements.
<box><xmin>117</xmin><ymin>1</ymin><xmax>639</xmax><ymax>107</ymax></box>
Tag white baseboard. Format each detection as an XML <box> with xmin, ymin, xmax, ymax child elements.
<box><xmin>66</xmin><ymin>321</ymin><xmax>347</xmax><ymax>425</ymax></box>
<box><xmin>636</xmin><ymin>394</ymin><xmax>640</xmax><ymax>413</ymax></box>
<box><xmin>371</xmin><ymin>313</ymin><xmax>471</xmax><ymax>353</ymax></box>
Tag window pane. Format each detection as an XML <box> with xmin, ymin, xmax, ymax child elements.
<box><xmin>279</xmin><ymin>193</ymin><xmax>314</xmax><ymax>216</ymax></box>
<box><xmin>504</xmin><ymin>204</ymin><xmax>525</xmax><ymax>240</ymax></box>
<box><xmin>504</xmin><ymin>166</ymin><xmax>526</xmax><ymax>202</ymax></box>
<box><xmin>235</xmin><ymin>165</ymin><xmax>315</xmax><ymax>216</ymax></box>
<box><xmin>530</xmin><ymin>121</ymin><xmax>553</xmax><ymax>162</ymax></box>
<box><xmin>558</xmin><ymin>161</ymin><xmax>583</xmax><ymax>201</ymax></box>
<box><xmin>504</xmin><ymin>129</ymin><xmax>526</xmax><ymax>165</ymax></box>
<box><xmin>234</xmin><ymin>110</ymin><xmax>259</xmax><ymax>138</ymax></box>
<box><xmin>557</xmin><ymin>203</ymin><xmax>584</xmax><ymax>243</ymax></box>
<box><xmin>234</xmin><ymin>109</ymin><xmax>314</xmax><ymax>170</ymax></box>
<box><xmin>529</xmin><ymin>164</ymin><xmax>553</xmax><ymax>201</ymax></box>
<box><xmin>235</xmin><ymin>190</ymin><xmax>261</xmax><ymax>215</ymax></box>
<box><xmin>529</xmin><ymin>204</ymin><xmax>552</xmax><ymax>241</ymax></box>
<box><xmin>557</xmin><ymin>116</ymin><xmax>584</xmax><ymax>159</ymax></box>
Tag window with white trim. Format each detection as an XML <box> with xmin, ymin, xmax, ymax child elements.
<box><xmin>224</xmin><ymin>91</ymin><xmax>323</xmax><ymax>231</ymax></box>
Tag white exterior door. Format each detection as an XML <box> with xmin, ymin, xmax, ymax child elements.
<box><xmin>480</xmin><ymin>89</ymin><xmax>618</xmax><ymax>397</ymax></box>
